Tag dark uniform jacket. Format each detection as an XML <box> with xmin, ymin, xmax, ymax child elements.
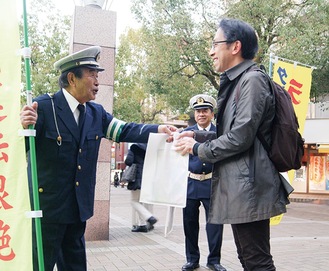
<box><xmin>27</xmin><ymin>90</ymin><xmax>158</xmax><ymax>223</ymax></box>
<box><xmin>185</xmin><ymin>124</ymin><xmax>216</xmax><ymax>200</ymax></box>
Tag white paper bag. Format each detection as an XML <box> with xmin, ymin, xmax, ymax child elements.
<box><xmin>140</xmin><ymin>133</ymin><xmax>189</xmax><ymax>208</ymax></box>
<box><xmin>164</xmin><ymin>206</ymin><xmax>175</xmax><ymax>237</ymax></box>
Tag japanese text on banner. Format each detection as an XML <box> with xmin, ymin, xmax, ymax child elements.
<box><xmin>0</xmin><ymin>0</ymin><xmax>33</xmax><ymax>270</ymax></box>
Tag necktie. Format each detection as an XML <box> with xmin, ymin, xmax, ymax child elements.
<box><xmin>77</xmin><ymin>104</ymin><xmax>85</xmax><ymax>133</ymax></box>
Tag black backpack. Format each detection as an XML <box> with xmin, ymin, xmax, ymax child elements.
<box><xmin>237</xmin><ymin>66</ymin><xmax>305</xmax><ymax>172</ymax></box>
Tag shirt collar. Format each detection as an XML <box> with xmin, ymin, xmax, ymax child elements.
<box><xmin>224</xmin><ymin>60</ymin><xmax>256</xmax><ymax>81</ymax></box>
<box><xmin>197</xmin><ymin>123</ymin><xmax>211</xmax><ymax>131</ymax></box>
<box><xmin>62</xmin><ymin>88</ymin><xmax>82</xmax><ymax>113</ymax></box>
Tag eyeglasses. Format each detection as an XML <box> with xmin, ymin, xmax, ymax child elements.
<box><xmin>211</xmin><ymin>40</ymin><xmax>234</xmax><ymax>49</ymax></box>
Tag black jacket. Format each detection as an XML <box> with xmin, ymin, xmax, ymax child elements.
<box><xmin>124</xmin><ymin>143</ymin><xmax>147</xmax><ymax>190</ymax></box>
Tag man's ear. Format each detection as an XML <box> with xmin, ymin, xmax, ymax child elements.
<box><xmin>67</xmin><ymin>72</ymin><xmax>76</xmax><ymax>86</ymax></box>
<box><xmin>231</xmin><ymin>40</ymin><xmax>242</xmax><ymax>56</ymax></box>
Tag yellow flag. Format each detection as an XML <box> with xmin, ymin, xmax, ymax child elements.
<box><xmin>273</xmin><ymin>60</ymin><xmax>312</xmax><ymax>134</ymax></box>
<box><xmin>270</xmin><ymin>59</ymin><xmax>312</xmax><ymax>226</ymax></box>
<box><xmin>273</xmin><ymin>60</ymin><xmax>312</xmax><ymax>181</ymax></box>
<box><xmin>0</xmin><ymin>0</ymin><xmax>33</xmax><ymax>270</ymax></box>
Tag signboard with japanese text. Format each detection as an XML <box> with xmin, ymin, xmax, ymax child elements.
<box><xmin>272</xmin><ymin>60</ymin><xmax>312</xmax><ymax>134</ymax></box>
<box><xmin>0</xmin><ymin>0</ymin><xmax>33</xmax><ymax>270</ymax></box>
<box><xmin>270</xmin><ymin>59</ymin><xmax>312</xmax><ymax>225</ymax></box>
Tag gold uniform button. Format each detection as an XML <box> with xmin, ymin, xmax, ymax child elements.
<box><xmin>95</xmin><ymin>135</ymin><xmax>99</xmax><ymax>140</ymax></box>
<box><xmin>38</xmin><ymin>188</ymin><xmax>44</xmax><ymax>193</ymax></box>
<box><xmin>202</xmin><ymin>163</ymin><xmax>206</xmax><ymax>166</ymax></box>
<box><xmin>76</xmin><ymin>182</ymin><xmax>79</xmax><ymax>186</ymax></box>
<box><xmin>78</xmin><ymin>165</ymin><xmax>81</xmax><ymax>170</ymax></box>
<box><xmin>79</xmin><ymin>148</ymin><xmax>82</xmax><ymax>153</ymax></box>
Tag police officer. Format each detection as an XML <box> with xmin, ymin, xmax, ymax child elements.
<box><xmin>20</xmin><ymin>46</ymin><xmax>176</xmax><ymax>271</ymax></box>
<box><xmin>181</xmin><ymin>95</ymin><xmax>226</xmax><ymax>271</ymax></box>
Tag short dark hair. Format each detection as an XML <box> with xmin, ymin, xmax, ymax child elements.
<box><xmin>218</xmin><ymin>18</ymin><xmax>258</xmax><ymax>60</ymax></box>
<box><xmin>58</xmin><ymin>67</ymin><xmax>84</xmax><ymax>89</ymax></box>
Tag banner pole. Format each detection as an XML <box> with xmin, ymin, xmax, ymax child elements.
<box><xmin>22</xmin><ymin>0</ymin><xmax>45</xmax><ymax>270</ymax></box>
<box><xmin>268</xmin><ymin>52</ymin><xmax>274</xmax><ymax>79</ymax></box>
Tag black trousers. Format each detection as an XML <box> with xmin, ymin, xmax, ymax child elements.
<box><xmin>231</xmin><ymin>219</ymin><xmax>276</xmax><ymax>271</ymax></box>
<box><xmin>32</xmin><ymin>221</ymin><xmax>87</xmax><ymax>271</ymax></box>
<box><xmin>183</xmin><ymin>198</ymin><xmax>224</xmax><ymax>264</ymax></box>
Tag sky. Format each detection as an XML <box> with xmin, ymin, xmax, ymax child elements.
<box><xmin>17</xmin><ymin>0</ymin><xmax>137</xmax><ymax>41</ymax></box>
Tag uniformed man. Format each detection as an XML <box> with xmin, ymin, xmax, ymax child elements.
<box><xmin>20</xmin><ymin>46</ymin><xmax>176</xmax><ymax>271</ymax></box>
<box><xmin>181</xmin><ymin>94</ymin><xmax>226</xmax><ymax>271</ymax></box>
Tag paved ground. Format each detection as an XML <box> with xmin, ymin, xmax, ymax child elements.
<box><xmin>85</xmin><ymin>187</ymin><xmax>329</xmax><ymax>271</ymax></box>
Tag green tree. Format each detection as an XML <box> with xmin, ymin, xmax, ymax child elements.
<box><xmin>224</xmin><ymin>0</ymin><xmax>329</xmax><ymax>100</ymax></box>
<box><xmin>114</xmin><ymin>0</ymin><xmax>328</xmax><ymax>116</ymax></box>
<box><xmin>20</xmin><ymin>0</ymin><xmax>70</xmax><ymax>102</ymax></box>
<box><xmin>114</xmin><ymin>28</ymin><xmax>165</xmax><ymax>123</ymax></box>
<box><xmin>114</xmin><ymin>0</ymin><xmax>220</xmax><ymax>120</ymax></box>
<box><xmin>114</xmin><ymin>27</ymin><xmax>213</xmax><ymax>122</ymax></box>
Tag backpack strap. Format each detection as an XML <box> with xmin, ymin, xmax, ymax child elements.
<box><xmin>256</xmin><ymin>129</ymin><xmax>270</xmax><ymax>153</ymax></box>
<box><xmin>235</xmin><ymin>65</ymin><xmax>273</xmax><ymax>154</ymax></box>
<box><xmin>234</xmin><ymin>65</ymin><xmax>273</xmax><ymax>180</ymax></box>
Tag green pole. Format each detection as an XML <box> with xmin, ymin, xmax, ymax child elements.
<box><xmin>22</xmin><ymin>0</ymin><xmax>45</xmax><ymax>270</ymax></box>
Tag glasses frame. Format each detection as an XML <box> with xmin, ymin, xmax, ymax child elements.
<box><xmin>211</xmin><ymin>40</ymin><xmax>235</xmax><ymax>50</ymax></box>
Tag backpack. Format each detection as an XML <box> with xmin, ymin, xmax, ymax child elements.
<box><xmin>237</xmin><ymin>66</ymin><xmax>305</xmax><ymax>172</ymax></box>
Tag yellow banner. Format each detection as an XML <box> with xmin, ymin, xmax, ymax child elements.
<box><xmin>273</xmin><ymin>60</ymin><xmax>312</xmax><ymax>134</ymax></box>
<box><xmin>0</xmin><ymin>0</ymin><xmax>32</xmax><ymax>270</ymax></box>
<box><xmin>270</xmin><ymin>59</ymin><xmax>312</xmax><ymax>225</ymax></box>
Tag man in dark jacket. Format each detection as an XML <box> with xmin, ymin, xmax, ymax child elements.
<box><xmin>125</xmin><ymin>143</ymin><xmax>157</xmax><ymax>233</ymax></box>
<box><xmin>20</xmin><ymin>46</ymin><xmax>176</xmax><ymax>271</ymax></box>
<box><xmin>175</xmin><ymin>18</ymin><xmax>290</xmax><ymax>271</ymax></box>
<box><xmin>181</xmin><ymin>95</ymin><xmax>226</xmax><ymax>271</ymax></box>
<box><xmin>113</xmin><ymin>172</ymin><xmax>119</xmax><ymax>187</ymax></box>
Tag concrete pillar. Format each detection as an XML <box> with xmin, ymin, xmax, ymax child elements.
<box><xmin>70</xmin><ymin>5</ymin><xmax>116</xmax><ymax>240</ymax></box>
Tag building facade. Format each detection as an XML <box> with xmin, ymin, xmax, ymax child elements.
<box><xmin>293</xmin><ymin>102</ymin><xmax>329</xmax><ymax>195</ymax></box>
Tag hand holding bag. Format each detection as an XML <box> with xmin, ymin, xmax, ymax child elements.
<box><xmin>121</xmin><ymin>163</ymin><xmax>137</xmax><ymax>183</ymax></box>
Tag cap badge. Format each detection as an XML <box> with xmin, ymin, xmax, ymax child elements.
<box><xmin>197</xmin><ymin>97</ymin><xmax>204</xmax><ymax>104</ymax></box>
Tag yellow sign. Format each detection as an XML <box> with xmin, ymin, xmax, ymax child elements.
<box><xmin>0</xmin><ymin>0</ymin><xmax>32</xmax><ymax>270</ymax></box>
<box><xmin>270</xmin><ymin>59</ymin><xmax>312</xmax><ymax>225</ymax></box>
<box><xmin>272</xmin><ymin>60</ymin><xmax>312</xmax><ymax>134</ymax></box>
